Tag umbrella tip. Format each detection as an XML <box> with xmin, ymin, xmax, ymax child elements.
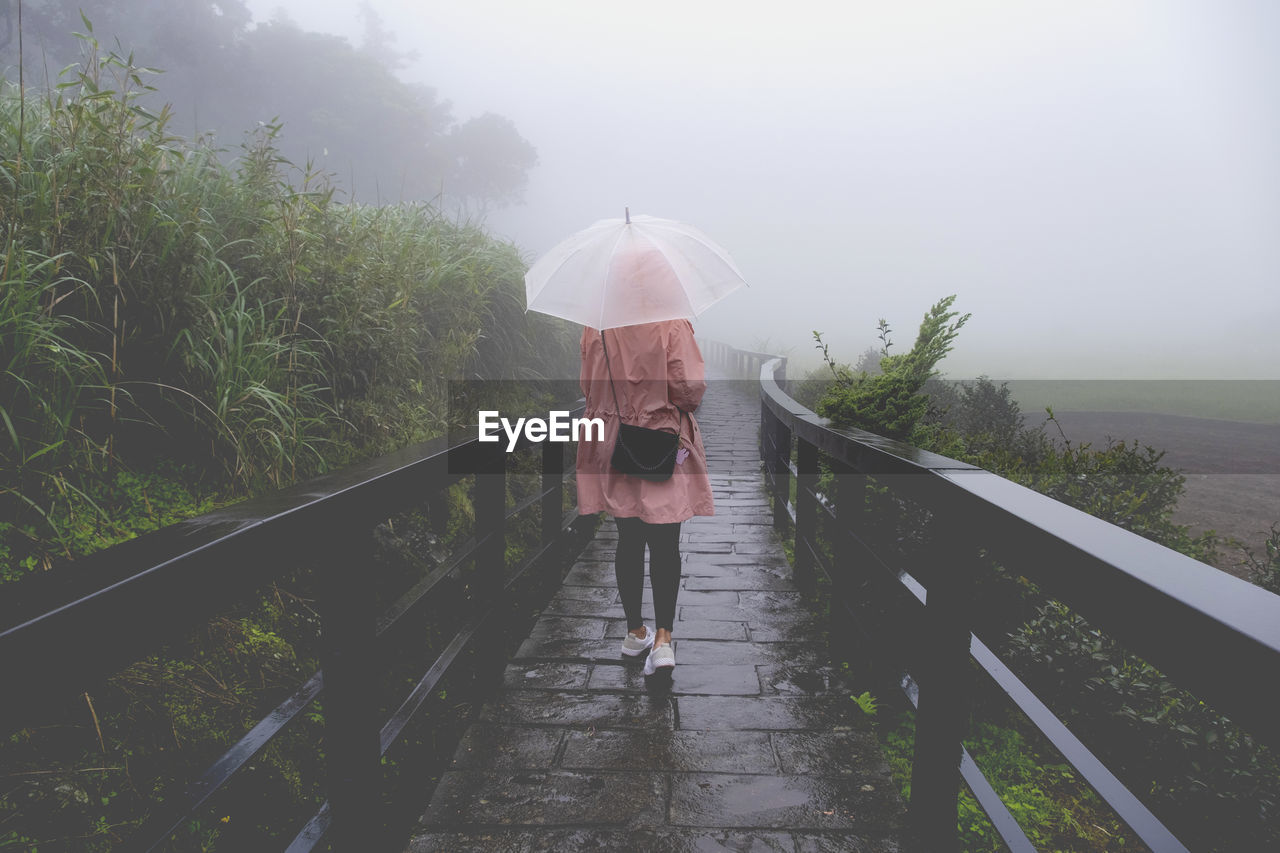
<box><xmin>625</xmin><ymin>207</ymin><xmax>630</xmax><ymax>225</ymax></box>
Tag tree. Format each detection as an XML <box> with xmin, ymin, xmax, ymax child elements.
<box><xmin>358</xmin><ymin>1</ymin><xmax>416</xmax><ymax>70</ymax></box>
<box><xmin>441</xmin><ymin>112</ymin><xmax>539</xmax><ymax>212</ymax></box>
<box><xmin>853</xmin><ymin>345</ymin><xmax>882</xmax><ymax>376</ymax></box>
<box><xmin>925</xmin><ymin>375</ymin><xmax>1025</xmax><ymax>455</ymax></box>
<box><xmin>2</xmin><ymin>4</ymin><xmax>538</xmax><ymax>209</ymax></box>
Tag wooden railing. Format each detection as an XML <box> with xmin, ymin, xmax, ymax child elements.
<box><xmin>0</xmin><ymin>402</ymin><xmax>590</xmax><ymax>851</ymax></box>
<box><xmin>703</xmin><ymin>339</ymin><xmax>1280</xmax><ymax>853</ymax></box>
<box><xmin>698</xmin><ymin>338</ymin><xmax>782</xmax><ymax>381</ymax></box>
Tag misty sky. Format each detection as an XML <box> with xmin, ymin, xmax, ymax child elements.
<box><xmin>244</xmin><ymin>0</ymin><xmax>1279</xmax><ymax>379</ymax></box>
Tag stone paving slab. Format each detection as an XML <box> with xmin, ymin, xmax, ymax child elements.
<box><xmin>560</xmin><ymin>729</ymin><xmax>778</xmax><ymax>773</ymax></box>
<box><xmin>408</xmin><ymin>829</ymin><xmax>813</xmax><ymax>853</ymax></box>
<box><xmin>676</xmin><ymin>696</ymin><xmax>856</xmax><ymax>731</ymax></box>
<box><xmin>447</xmin><ymin>724</ymin><xmax>565</xmax><ymax>770</ymax></box>
<box><xmin>479</xmin><ymin>690</ymin><xmax>674</xmax><ymax>729</ymax></box>
<box><xmin>667</xmin><ymin>773</ymin><xmax>901</xmax><ymax>830</ymax></box>
<box><xmin>673</xmin><ymin>641</ymin><xmax>823</xmax><ymax>667</ymax></box>
<box><xmin>422</xmin><ymin>769</ymin><xmax>667</xmax><ymax>827</ymax></box>
<box><xmin>539</xmin><ymin>597</ymin><xmax>626</xmax><ymax>618</ymax></box>
<box><xmin>587</xmin><ymin>663</ymin><xmax>762</xmax><ymax>695</ymax></box>
<box><xmin>407</xmin><ymin>375</ymin><xmax>908</xmax><ymax>851</ymax></box>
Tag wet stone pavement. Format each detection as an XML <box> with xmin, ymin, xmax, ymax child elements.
<box><xmin>406</xmin><ymin>377</ymin><xmax>909</xmax><ymax>852</ymax></box>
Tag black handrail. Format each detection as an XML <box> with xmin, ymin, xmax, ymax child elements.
<box><xmin>0</xmin><ymin>402</ymin><xmax>589</xmax><ymax>851</ymax></box>
<box><xmin>704</xmin><ymin>340</ymin><xmax>1280</xmax><ymax>853</ymax></box>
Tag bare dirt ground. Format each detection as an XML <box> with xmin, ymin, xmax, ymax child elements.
<box><xmin>1044</xmin><ymin>411</ymin><xmax>1280</xmax><ymax>576</ymax></box>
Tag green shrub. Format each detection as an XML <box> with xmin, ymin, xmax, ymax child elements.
<box><xmin>813</xmin><ymin>296</ymin><xmax>969</xmax><ymax>441</ymax></box>
<box><xmin>1243</xmin><ymin>524</ymin><xmax>1280</xmax><ymax>595</ymax></box>
<box><xmin>1006</xmin><ymin>602</ymin><xmax>1280</xmax><ymax>851</ymax></box>
<box><xmin>881</xmin><ymin>712</ymin><xmax>1131</xmax><ymax>852</ymax></box>
<box><xmin>809</xmin><ymin>302</ymin><xmax>1275</xmax><ymax>850</ymax></box>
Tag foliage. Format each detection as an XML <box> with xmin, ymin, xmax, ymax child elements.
<box><xmin>8</xmin><ymin>2</ymin><xmax>537</xmax><ymax>209</ymax></box>
<box><xmin>1</xmin><ymin>583</ymin><xmax>327</xmax><ymax>852</ymax></box>
<box><xmin>1</xmin><ymin>42</ymin><xmax>577</xmax><ymax>850</ymax></box>
<box><xmin>912</xmin><ymin>371</ymin><xmax>1265</xmax><ymax>849</ymax></box>
<box><xmin>1005</xmin><ymin>602</ymin><xmax>1280</xmax><ymax>851</ymax></box>
<box><xmin>813</xmin><ymin>295</ymin><xmax>969</xmax><ymax>441</ymax></box>
<box><xmin>881</xmin><ymin>712</ymin><xmax>1131</xmax><ymax>852</ymax></box>
<box><xmin>0</xmin><ymin>39</ymin><xmax>576</xmax><ymax>575</ymax></box>
<box><xmin>796</xmin><ymin>305</ymin><xmax>1274</xmax><ymax>849</ymax></box>
<box><xmin>853</xmin><ymin>345</ymin><xmax>882</xmax><ymax>376</ymax></box>
<box><xmin>441</xmin><ymin>112</ymin><xmax>540</xmax><ymax>214</ymax></box>
<box><xmin>924</xmin><ymin>376</ymin><xmax>1027</xmax><ymax>456</ymax></box>
<box><xmin>1242</xmin><ymin>523</ymin><xmax>1280</xmax><ymax>596</ymax></box>
<box><xmin>850</xmin><ymin>690</ymin><xmax>878</xmax><ymax>717</ymax></box>
<box><xmin>788</xmin><ymin>362</ymin><xmax>842</xmax><ymax>412</ymax></box>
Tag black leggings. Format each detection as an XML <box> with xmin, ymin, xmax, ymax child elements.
<box><xmin>615</xmin><ymin>516</ymin><xmax>682</xmax><ymax>632</ymax></box>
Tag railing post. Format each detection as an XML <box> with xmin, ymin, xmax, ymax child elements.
<box><xmin>793</xmin><ymin>437</ymin><xmax>818</xmax><ymax>595</ymax></box>
<box><xmin>828</xmin><ymin>462</ymin><xmax>863</xmax><ymax>666</ymax></box>
<box><xmin>475</xmin><ymin>442</ymin><xmax>507</xmax><ymax>582</ymax></box>
<box><xmin>317</xmin><ymin>524</ymin><xmax>382</xmax><ymax>849</ymax></box>
<box><xmin>473</xmin><ymin>443</ymin><xmax>508</xmax><ymax>690</ymax></box>
<box><xmin>909</xmin><ymin>511</ymin><xmax>979</xmax><ymax>852</ymax></box>
<box><xmin>541</xmin><ymin>439</ymin><xmax>564</xmax><ymax>547</ymax></box>
<box><xmin>771</xmin><ymin>418</ymin><xmax>792</xmax><ymax>532</ymax></box>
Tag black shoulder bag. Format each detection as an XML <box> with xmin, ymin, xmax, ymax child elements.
<box><xmin>600</xmin><ymin>330</ymin><xmax>686</xmax><ymax>482</ymax></box>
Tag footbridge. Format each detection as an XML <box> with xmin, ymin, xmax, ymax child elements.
<box><xmin>3</xmin><ymin>341</ymin><xmax>1278</xmax><ymax>852</ymax></box>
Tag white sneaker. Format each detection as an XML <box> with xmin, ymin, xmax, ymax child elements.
<box><xmin>621</xmin><ymin>626</ymin><xmax>655</xmax><ymax>657</ymax></box>
<box><xmin>644</xmin><ymin>642</ymin><xmax>675</xmax><ymax>676</ymax></box>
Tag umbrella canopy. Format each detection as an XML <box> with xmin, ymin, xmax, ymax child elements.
<box><xmin>524</xmin><ymin>213</ymin><xmax>747</xmax><ymax>330</ymax></box>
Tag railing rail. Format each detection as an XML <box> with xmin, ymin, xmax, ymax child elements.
<box><xmin>703</xmin><ymin>339</ymin><xmax>1280</xmax><ymax>853</ymax></box>
<box><xmin>0</xmin><ymin>401</ymin><xmax>590</xmax><ymax>852</ymax></box>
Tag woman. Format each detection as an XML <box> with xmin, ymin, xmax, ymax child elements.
<box><xmin>576</xmin><ymin>312</ymin><xmax>714</xmax><ymax>677</ymax></box>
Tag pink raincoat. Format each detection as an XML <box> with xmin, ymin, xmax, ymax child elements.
<box><xmin>576</xmin><ymin>319</ymin><xmax>715</xmax><ymax>524</ymax></box>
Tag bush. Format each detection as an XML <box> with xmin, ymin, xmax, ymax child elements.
<box><xmin>813</xmin><ymin>296</ymin><xmax>969</xmax><ymax>441</ymax></box>
<box><xmin>811</xmin><ymin>302</ymin><xmax>1277</xmax><ymax>849</ymax></box>
<box><xmin>1005</xmin><ymin>602</ymin><xmax>1280</xmax><ymax>851</ymax></box>
<box><xmin>881</xmin><ymin>712</ymin><xmax>1130</xmax><ymax>852</ymax></box>
<box><xmin>1243</xmin><ymin>524</ymin><xmax>1280</xmax><ymax>595</ymax></box>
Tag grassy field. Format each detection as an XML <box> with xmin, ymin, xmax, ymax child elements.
<box><xmin>987</xmin><ymin>380</ymin><xmax>1280</xmax><ymax>423</ymax></box>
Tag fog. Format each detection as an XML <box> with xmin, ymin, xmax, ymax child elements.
<box><xmin>244</xmin><ymin>0</ymin><xmax>1279</xmax><ymax>380</ymax></box>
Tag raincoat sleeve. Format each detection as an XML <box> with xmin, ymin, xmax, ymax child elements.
<box><xmin>666</xmin><ymin>320</ymin><xmax>707</xmax><ymax>413</ymax></box>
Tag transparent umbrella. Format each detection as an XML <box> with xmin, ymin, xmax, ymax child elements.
<box><xmin>524</xmin><ymin>211</ymin><xmax>747</xmax><ymax>329</ymax></box>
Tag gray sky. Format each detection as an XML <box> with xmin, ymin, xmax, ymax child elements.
<box><xmin>245</xmin><ymin>0</ymin><xmax>1279</xmax><ymax>379</ymax></box>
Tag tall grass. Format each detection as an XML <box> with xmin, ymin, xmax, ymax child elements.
<box><xmin>0</xmin><ymin>35</ymin><xmax>577</xmax><ymax>579</ymax></box>
<box><xmin>0</xmin><ymin>248</ymin><xmax>113</xmax><ymax>562</ymax></box>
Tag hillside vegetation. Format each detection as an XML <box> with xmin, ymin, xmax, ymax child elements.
<box><xmin>1</xmin><ymin>43</ymin><xmax>575</xmax><ymax>850</ymax></box>
<box><xmin>809</xmin><ymin>300</ymin><xmax>1279</xmax><ymax>852</ymax></box>
<box><xmin>1</xmin><ymin>40</ymin><xmax>575</xmax><ymax>581</ymax></box>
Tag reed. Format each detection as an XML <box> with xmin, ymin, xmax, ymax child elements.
<box><xmin>0</xmin><ymin>35</ymin><xmax>576</xmax><ymax>577</ymax></box>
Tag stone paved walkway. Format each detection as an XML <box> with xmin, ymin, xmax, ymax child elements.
<box><xmin>406</xmin><ymin>377</ymin><xmax>908</xmax><ymax>852</ymax></box>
